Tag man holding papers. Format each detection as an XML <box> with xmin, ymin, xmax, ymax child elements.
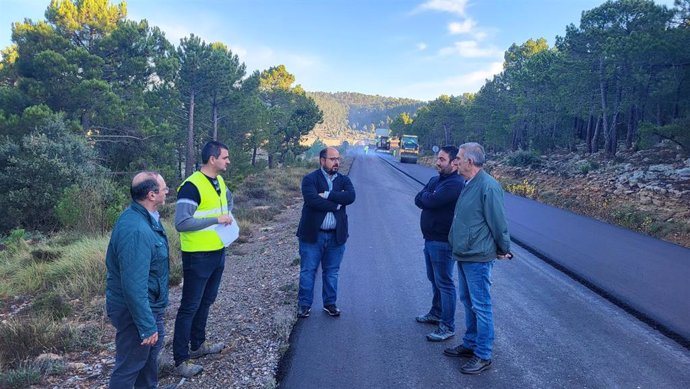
<box><xmin>173</xmin><ymin>141</ymin><xmax>234</xmax><ymax>378</ymax></box>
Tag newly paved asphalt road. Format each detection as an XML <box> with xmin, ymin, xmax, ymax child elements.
<box><xmin>278</xmin><ymin>153</ymin><xmax>690</xmax><ymax>389</ymax></box>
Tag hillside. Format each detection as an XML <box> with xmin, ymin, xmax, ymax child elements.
<box><xmin>306</xmin><ymin>91</ymin><xmax>425</xmax><ymax>140</ymax></box>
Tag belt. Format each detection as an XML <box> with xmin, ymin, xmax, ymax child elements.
<box><xmin>319</xmin><ymin>229</ymin><xmax>336</xmax><ymax>233</ymax></box>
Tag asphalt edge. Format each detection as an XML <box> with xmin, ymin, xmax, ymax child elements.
<box><xmin>379</xmin><ymin>153</ymin><xmax>689</xmax><ymax>350</ymax></box>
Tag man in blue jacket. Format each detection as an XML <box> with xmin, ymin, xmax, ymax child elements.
<box><xmin>414</xmin><ymin>145</ymin><xmax>464</xmax><ymax>342</ymax></box>
<box><xmin>445</xmin><ymin>142</ymin><xmax>512</xmax><ymax>375</ymax></box>
<box><xmin>296</xmin><ymin>147</ymin><xmax>356</xmax><ymax>318</ymax></box>
<box><xmin>105</xmin><ymin>171</ymin><xmax>170</xmax><ymax>388</ymax></box>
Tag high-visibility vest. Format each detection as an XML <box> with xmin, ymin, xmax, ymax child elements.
<box><xmin>178</xmin><ymin>171</ymin><xmax>228</xmax><ymax>252</ymax></box>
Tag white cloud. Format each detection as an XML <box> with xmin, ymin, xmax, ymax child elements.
<box><xmin>395</xmin><ymin>61</ymin><xmax>504</xmax><ymax>100</ymax></box>
<box><xmin>417</xmin><ymin>42</ymin><xmax>428</xmax><ymax>51</ymax></box>
<box><xmin>438</xmin><ymin>40</ymin><xmax>503</xmax><ymax>58</ymax></box>
<box><xmin>448</xmin><ymin>19</ymin><xmax>475</xmax><ymax>35</ymax></box>
<box><xmin>416</xmin><ymin>0</ymin><xmax>469</xmax><ymax>16</ymax></box>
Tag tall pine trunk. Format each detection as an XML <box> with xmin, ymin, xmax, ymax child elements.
<box><xmin>626</xmin><ymin>105</ymin><xmax>637</xmax><ymax>150</ymax></box>
<box><xmin>591</xmin><ymin>115</ymin><xmax>601</xmax><ymax>153</ymax></box>
<box><xmin>185</xmin><ymin>91</ymin><xmax>196</xmax><ymax>177</ymax></box>
<box><xmin>212</xmin><ymin>103</ymin><xmax>219</xmax><ymax>141</ymax></box>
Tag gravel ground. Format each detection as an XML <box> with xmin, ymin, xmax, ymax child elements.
<box><xmin>157</xmin><ymin>204</ymin><xmax>302</xmax><ymax>389</ymax></box>
<box><xmin>38</xmin><ymin>203</ymin><xmax>302</xmax><ymax>389</ymax></box>
<box><xmin>35</xmin><ymin>159</ymin><xmax>354</xmax><ymax>388</ymax></box>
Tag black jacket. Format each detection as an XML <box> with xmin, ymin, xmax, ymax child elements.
<box><xmin>415</xmin><ymin>172</ymin><xmax>464</xmax><ymax>242</ymax></box>
<box><xmin>296</xmin><ymin>169</ymin><xmax>356</xmax><ymax>245</ymax></box>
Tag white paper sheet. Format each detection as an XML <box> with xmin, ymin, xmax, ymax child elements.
<box><xmin>215</xmin><ymin>211</ymin><xmax>239</xmax><ymax>246</ymax></box>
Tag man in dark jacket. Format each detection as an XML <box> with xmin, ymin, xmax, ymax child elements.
<box><xmin>445</xmin><ymin>142</ymin><xmax>512</xmax><ymax>375</ymax></box>
<box><xmin>296</xmin><ymin>147</ymin><xmax>356</xmax><ymax>318</ymax></box>
<box><xmin>105</xmin><ymin>171</ymin><xmax>170</xmax><ymax>388</ymax></box>
<box><xmin>415</xmin><ymin>145</ymin><xmax>464</xmax><ymax>342</ymax></box>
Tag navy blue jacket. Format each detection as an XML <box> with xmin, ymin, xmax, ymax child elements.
<box><xmin>415</xmin><ymin>172</ymin><xmax>464</xmax><ymax>242</ymax></box>
<box><xmin>296</xmin><ymin>169</ymin><xmax>356</xmax><ymax>245</ymax></box>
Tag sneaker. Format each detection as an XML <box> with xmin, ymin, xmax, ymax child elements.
<box><xmin>189</xmin><ymin>341</ymin><xmax>224</xmax><ymax>359</ymax></box>
<box><xmin>415</xmin><ymin>313</ymin><xmax>441</xmax><ymax>324</ymax></box>
<box><xmin>323</xmin><ymin>305</ymin><xmax>341</xmax><ymax>317</ymax></box>
<box><xmin>426</xmin><ymin>325</ymin><xmax>455</xmax><ymax>342</ymax></box>
<box><xmin>175</xmin><ymin>360</ymin><xmax>203</xmax><ymax>378</ymax></box>
<box><xmin>443</xmin><ymin>344</ymin><xmax>474</xmax><ymax>358</ymax></box>
<box><xmin>297</xmin><ymin>306</ymin><xmax>311</xmax><ymax>318</ymax></box>
<box><xmin>460</xmin><ymin>356</ymin><xmax>492</xmax><ymax>375</ymax></box>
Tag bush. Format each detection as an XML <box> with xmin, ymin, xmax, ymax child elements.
<box><xmin>30</xmin><ymin>291</ymin><xmax>72</xmax><ymax>320</ymax></box>
<box><xmin>55</xmin><ymin>178</ymin><xmax>127</xmax><ymax>235</ymax></box>
<box><xmin>576</xmin><ymin>160</ymin><xmax>599</xmax><ymax>174</ymax></box>
<box><xmin>0</xmin><ymin>115</ymin><xmax>102</xmax><ymax>234</ymax></box>
<box><xmin>0</xmin><ymin>317</ymin><xmax>73</xmax><ymax>368</ymax></box>
<box><xmin>505</xmin><ymin>151</ymin><xmax>543</xmax><ymax>168</ymax></box>
<box><xmin>0</xmin><ymin>362</ymin><xmax>42</xmax><ymax>389</ymax></box>
<box><xmin>639</xmin><ymin>118</ymin><xmax>690</xmax><ymax>155</ymax></box>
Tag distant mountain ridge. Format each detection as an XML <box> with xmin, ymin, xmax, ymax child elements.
<box><xmin>307</xmin><ymin>91</ymin><xmax>425</xmax><ymax>137</ymax></box>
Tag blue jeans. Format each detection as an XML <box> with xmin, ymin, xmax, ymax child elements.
<box><xmin>424</xmin><ymin>240</ymin><xmax>456</xmax><ymax>331</ymax></box>
<box><xmin>457</xmin><ymin>260</ymin><xmax>494</xmax><ymax>360</ymax></box>
<box><xmin>173</xmin><ymin>249</ymin><xmax>225</xmax><ymax>365</ymax></box>
<box><xmin>107</xmin><ymin>305</ymin><xmax>165</xmax><ymax>389</ymax></box>
<box><xmin>298</xmin><ymin>232</ymin><xmax>346</xmax><ymax>307</ymax></box>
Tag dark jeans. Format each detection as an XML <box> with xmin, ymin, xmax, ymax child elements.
<box><xmin>173</xmin><ymin>249</ymin><xmax>225</xmax><ymax>365</ymax></box>
<box><xmin>424</xmin><ymin>240</ymin><xmax>456</xmax><ymax>331</ymax></box>
<box><xmin>298</xmin><ymin>231</ymin><xmax>346</xmax><ymax>307</ymax></box>
<box><xmin>107</xmin><ymin>305</ymin><xmax>165</xmax><ymax>389</ymax></box>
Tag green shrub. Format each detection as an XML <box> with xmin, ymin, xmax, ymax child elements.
<box><xmin>1</xmin><ymin>229</ymin><xmax>29</xmax><ymax>256</ymax></box>
<box><xmin>639</xmin><ymin>118</ymin><xmax>690</xmax><ymax>154</ymax></box>
<box><xmin>55</xmin><ymin>178</ymin><xmax>127</xmax><ymax>236</ymax></box>
<box><xmin>0</xmin><ymin>116</ymin><xmax>99</xmax><ymax>233</ymax></box>
<box><xmin>505</xmin><ymin>151</ymin><xmax>543</xmax><ymax>168</ymax></box>
<box><xmin>30</xmin><ymin>291</ymin><xmax>72</xmax><ymax>320</ymax></box>
<box><xmin>0</xmin><ymin>362</ymin><xmax>42</xmax><ymax>389</ymax></box>
<box><xmin>0</xmin><ymin>317</ymin><xmax>73</xmax><ymax>368</ymax></box>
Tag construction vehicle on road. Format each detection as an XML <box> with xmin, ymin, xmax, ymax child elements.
<box><xmin>375</xmin><ymin>128</ymin><xmax>391</xmax><ymax>151</ymax></box>
<box><xmin>398</xmin><ymin>134</ymin><xmax>419</xmax><ymax>163</ymax></box>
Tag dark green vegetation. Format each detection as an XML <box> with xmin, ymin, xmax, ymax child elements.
<box><xmin>307</xmin><ymin>91</ymin><xmax>424</xmax><ymax>133</ymax></box>
<box><xmin>0</xmin><ymin>0</ymin><xmax>323</xmax><ymax>235</ymax></box>
<box><xmin>391</xmin><ymin>0</ymin><xmax>690</xmax><ymax>157</ymax></box>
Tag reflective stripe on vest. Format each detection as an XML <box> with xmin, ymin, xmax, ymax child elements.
<box><xmin>178</xmin><ymin>171</ymin><xmax>228</xmax><ymax>252</ymax></box>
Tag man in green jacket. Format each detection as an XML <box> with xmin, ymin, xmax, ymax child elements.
<box><xmin>105</xmin><ymin>171</ymin><xmax>170</xmax><ymax>388</ymax></box>
<box><xmin>445</xmin><ymin>142</ymin><xmax>513</xmax><ymax>375</ymax></box>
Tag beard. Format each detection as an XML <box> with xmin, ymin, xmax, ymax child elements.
<box><xmin>326</xmin><ymin>166</ymin><xmax>339</xmax><ymax>175</ymax></box>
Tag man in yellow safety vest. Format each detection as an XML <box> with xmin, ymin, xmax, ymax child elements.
<box><xmin>172</xmin><ymin>141</ymin><xmax>234</xmax><ymax>378</ymax></box>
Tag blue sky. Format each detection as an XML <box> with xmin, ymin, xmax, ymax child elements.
<box><xmin>0</xmin><ymin>0</ymin><xmax>677</xmax><ymax>101</ymax></box>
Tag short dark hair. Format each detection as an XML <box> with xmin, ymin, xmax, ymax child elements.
<box><xmin>130</xmin><ymin>172</ymin><xmax>160</xmax><ymax>201</ymax></box>
<box><xmin>319</xmin><ymin>148</ymin><xmax>328</xmax><ymax>159</ymax></box>
<box><xmin>440</xmin><ymin>145</ymin><xmax>459</xmax><ymax>160</ymax></box>
<box><xmin>201</xmin><ymin>141</ymin><xmax>229</xmax><ymax>164</ymax></box>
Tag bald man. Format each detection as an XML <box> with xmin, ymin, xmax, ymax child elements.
<box><xmin>105</xmin><ymin>171</ymin><xmax>171</xmax><ymax>388</ymax></box>
<box><xmin>296</xmin><ymin>147</ymin><xmax>356</xmax><ymax>318</ymax></box>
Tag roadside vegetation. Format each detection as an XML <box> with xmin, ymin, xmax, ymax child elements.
<box><xmin>0</xmin><ymin>148</ymin><xmax>353</xmax><ymax>388</ymax></box>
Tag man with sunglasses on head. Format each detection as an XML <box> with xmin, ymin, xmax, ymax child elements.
<box><xmin>173</xmin><ymin>141</ymin><xmax>234</xmax><ymax>378</ymax></box>
<box><xmin>296</xmin><ymin>147</ymin><xmax>356</xmax><ymax>319</ymax></box>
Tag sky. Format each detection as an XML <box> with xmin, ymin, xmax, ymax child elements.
<box><xmin>0</xmin><ymin>0</ymin><xmax>678</xmax><ymax>101</ymax></box>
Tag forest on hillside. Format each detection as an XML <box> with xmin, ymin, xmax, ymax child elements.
<box><xmin>392</xmin><ymin>0</ymin><xmax>690</xmax><ymax>156</ymax></box>
<box><xmin>308</xmin><ymin>91</ymin><xmax>425</xmax><ymax>134</ymax></box>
